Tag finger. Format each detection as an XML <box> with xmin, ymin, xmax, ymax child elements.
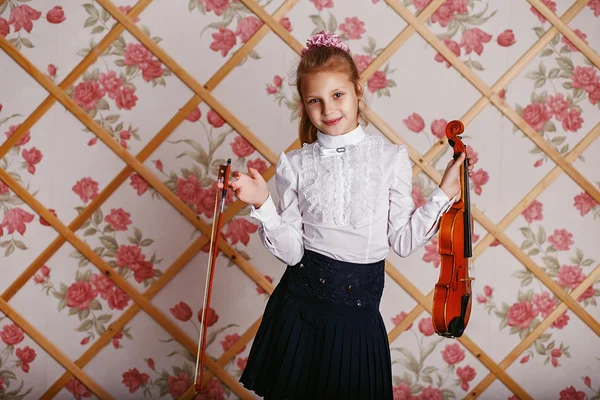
<box><xmin>248</xmin><ymin>167</ymin><xmax>262</xmax><ymax>179</ymax></box>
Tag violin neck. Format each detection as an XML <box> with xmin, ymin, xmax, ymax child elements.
<box><xmin>462</xmin><ymin>158</ymin><xmax>473</xmax><ymax>258</ymax></box>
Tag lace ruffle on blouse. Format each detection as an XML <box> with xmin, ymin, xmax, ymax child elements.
<box><xmin>300</xmin><ymin>134</ymin><xmax>385</xmax><ymax>227</ymax></box>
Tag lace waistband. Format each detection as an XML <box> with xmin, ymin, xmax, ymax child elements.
<box><xmin>285</xmin><ymin>250</ymin><xmax>385</xmax><ymax>308</ymax></box>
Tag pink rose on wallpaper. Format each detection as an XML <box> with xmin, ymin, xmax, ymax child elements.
<box><xmin>118</xmin><ymin>6</ymin><xmax>140</xmax><ymax>22</ymax></box>
<box><xmin>21</xmin><ymin>147</ymin><xmax>42</xmax><ymax>174</ymax></box>
<box><xmin>16</xmin><ymin>346</ymin><xmax>36</xmax><ymax>373</ymax></box>
<box><xmin>47</xmin><ymin>64</ymin><xmax>57</xmax><ymax>77</ymax></box>
<box><xmin>112</xmin><ymin>330</ymin><xmax>124</xmax><ymax>348</ymax></box>
<box><xmin>122</xmin><ymin>368</ymin><xmax>149</xmax><ymax>393</ymax></box>
<box><xmin>99</xmin><ymin>71</ymin><xmax>124</xmax><ymax>99</ymax></box>
<box><xmin>547</xmin><ymin>229</ymin><xmax>573</xmax><ymax>251</ymax></box>
<box><xmin>2</xmin><ymin>208</ymin><xmax>34</xmax><ymax>235</ymax></box>
<box><xmin>0</xmin><ymin>180</ymin><xmax>8</xmax><ymax>195</ymax></box>
<box><xmin>46</xmin><ymin>6</ymin><xmax>65</xmax><ymax>24</ymax></box>
<box><xmin>5</xmin><ymin>124</ymin><xmax>31</xmax><ymax>146</ymax></box>
<box><xmin>237</xmin><ymin>357</ymin><xmax>248</xmax><ymax>370</ymax></box>
<box><xmin>521</xmin><ymin>102</ymin><xmax>552</xmax><ymax>132</ymax></box>
<box><xmin>353</xmin><ymin>55</ymin><xmax>373</xmax><ymax>73</ymax></box>
<box><xmin>72</xmin><ymin>177</ymin><xmax>99</xmax><ymax>203</ymax></box>
<box><xmin>168</xmin><ymin>373</ymin><xmax>190</xmax><ymax>398</ymax></box>
<box><xmin>367</xmin><ymin>71</ymin><xmax>388</xmax><ymax>93</ymax></box>
<box><xmin>207</xmin><ymin>109</ymin><xmax>225</xmax><ymax>128</ymax></box>
<box><xmin>91</xmin><ymin>273</ymin><xmax>115</xmax><ymax>299</ymax></box>
<box><xmin>279</xmin><ymin>17</ymin><xmax>292</xmax><ymax>32</ymax></box>
<box><xmin>403</xmin><ymin>113</ymin><xmax>425</xmax><ymax>133</ymax></box>
<box><xmin>186</xmin><ymin>107</ymin><xmax>201</xmax><ymax>122</ymax></box>
<box><xmin>39</xmin><ymin>209</ymin><xmax>56</xmax><ymax>226</ymax></box>
<box><xmin>434</xmin><ymin>37</ymin><xmax>460</xmax><ymax>68</ymax></box>
<box><xmin>530</xmin><ymin>0</ymin><xmax>557</xmax><ymax>23</ymax></box>
<box><xmin>221</xmin><ymin>333</ymin><xmax>245</xmax><ymax>353</ymax></box>
<box><xmin>561</xmin><ymin>29</ymin><xmax>587</xmax><ymax>52</ymax></box>
<box><xmin>430</xmin><ymin>119</ymin><xmax>447</xmax><ymax>138</ymax></box>
<box><xmin>66</xmin><ymin>378</ymin><xmax>92</xmax><ymax>399</ymax></box>
<box><xmin>130</xmin><ymin>260</ymin><xmax>155</xmax><ymax>283</ymax></box>
<box><xmin>561</xmin><ymin>109</ymin><xmax>583</xmax><ymax>132</ymax></box>
<box><xmin>460</xmin><ymin>28</ymin><xmax>492</xmax><ymax>55</ymax></box>
<box><xmin>496</xmin><ymin>29</ymin><xmax>516</xmax><ymax>47</ymax></box>
<box><xmin>256</xmin><ymin>275</ymin><xmax>273</xmax><ymax>295</ymax></box>
<box><xmin>205</xmin><ymin>0</ymin><xmax>230</xmax><ymax>16</ymax></box>
<box><xmin>195</xmin><ymin>378</ymin><xmax>225</xmax><ymax>400</ymax></box>
<box><xmin>310</xmin><ymin>0</ymin><xmax>334</xmax><ymax>11</ymax></box>
<box><xmin>0</xmin><ymin>18</ymin><xmax>9</xmax><ymax>37</ymax></box>
<box><xmin>235</xmin><ymin>16</ymin><xmax>263</xmax><ymax>43</ymax></box>
<box><xmin>224</xmin><ymin>218</ymin><xmax>258</xmax><ymax>246</ymax></box>
<box><xmin>391</xmin><ymin>312</ymin><xmax>412</xmax><ymax>329</ymax></box>
<box><xmin>177</xmin><ymin>174</ymin><xmax>202</xmax><ymax>207</ymax></box>
<box><xmin>545</xmin><ymin>94</ymin><xmax>569</xmax><ymax>121</ymax></box>
<box><xmin>115</xmin><ymin>86</ymin><xmax>138</xmax><ymax>110</ymax></box>
<box><xmin>66</xmin><ymin>281</ymin><xmax>99</xmax><ymax>310</ymax></box>
<box><xmin>441</xmin><ymin>343</ymin><xmax>465</xmax><ymax>364</ymax></box>
<box><xmin>115</xmin><ymin>245</ymin><xmax>145</xmax><ymax>267</ymax></box>
<box><xmin>73</xmin><ymin>80</ymin><xmax>106</xmax><ymax>111</ymax></box>
<box><xmin>339</xmin><ymin>17</ymin><xmax>366</xmax><ymax>40</ymax></box>
<box><xmin>392</xmin><ymin>382</ymin><xmax>412</xmax><ymax>399</ymax></box>
<box><xmin>456</xmin><ymin>365</ymin><xmax>476</xmax><ymax>391</ymax></box>
<box><xmin>413</xmin><ymin>0</ymin><xmax>432</xmax><ymax>11</ymax></box>
<box><xmin>130</xmin><ymin>173</ymin><xmax>149</xmax><ymax>196</ymax></box>
<box><xmin>418</xmin><ymin>317</ymin><xmax>435</xmax><ymax>336</ymax></box>
<box><xmin>588</xmin><ymin>0</ymin><xmax>600</xmax><ymax>16</ymax></box>
<box><xmin>107</xmin><ymin>288</ymin><xmax>129</xmax><ymax>310</ymax></box>
<box><xmin>141</xmin><ymin>59</ymin><xmax>164</xmax><ymax>82</ymax></box>
<box><xmin>0</xmin><ymin>323</ymin><xmax>25</xmax><ymax>346</ymax></box>
<box><xmin>571</xmin><ymin>66</ymin><xmax>599</xmax><ymax>93</ymax></box>
<box><xmin>507</xmin><ymin>300</ymin><xmax>538</xmax><ymax>329</ymax></box>
<box><xmin>430</xmin><ymin>0</ymin><xmax>467</xmax><ymax>27</ymax></box>
<box><xmin>423</xmin><ymin>237</ymin><xmax>440</xmax><ymax>268</ymax></box>
<box><xmin>573</xmin><ymin>192</ymin><xmax>597</xmax><ymax>216</ymax></box>
<box><xmin>557</xmin><ymin>265</ymin><xmax>585</xmax><ymax>289</ymax></box>
<box><xmin>210</xmin><ymin>26</ymin><xmax>236</xmax><ymax>57</ymax></box>
<box><xmin>559</xmin><ymin>386</ymin><xmax>586</xmax><ymax>400</ymax></box>
<box><xmin>198</xmin><ymin>307</ymin><xmax>219</xmax><ymax>327</ymax></box>
<box><xmin>247</xmin><ymin>158</ymin><xmax>268</xmax><ymax>174</ymax></box>
<box><xmin>532</xmin><ymin>291</ymin><xmax>556</xmax><ymax>317</ymax></box>
<box><xmin>104</xmin><ymin>208</ymin><xmax>132</xmax><ymax>231</ymax></box>
<box><xmin>419</xmin><ymin>386</ymin><xmax>442</xmax><ymax>399</ymax></box>
<box><xmin>196</xmin><ymin>182</ymin><xmax>234</xmax><ymax>218</ymax></box>
<box><xmin>8</xmin><ymin>5</ymin><xmax>41</xmax><ymax>33</ymax></box>
<box><xmin>551</xmin><ymin>311</ymin><xmax>569</xmax><ymax>329</ymax></box>
<box><xmin>469</xmin><ymin>169</ymin><xmax>488</xmax><ymax>195</ymax></box>
<box><xmin>230</xmin><ymin>136</ymin><xmax>255</xmax><ymax>157</ymax></box>
<box><xmin>170</xmin><ymin>301</ymin><xmax>192</xmax><ymax>322</ymax></box>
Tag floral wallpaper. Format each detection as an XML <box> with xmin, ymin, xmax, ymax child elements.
<box><xmin>0</xmin><ymin>0</ymin><xmax>599</xmax><ymax>399</ymax></box>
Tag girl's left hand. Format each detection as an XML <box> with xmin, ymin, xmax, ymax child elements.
<box><xmin>438</xmin><ymin>152</ymin><xmax>474</xmax><ymax>199</ymax></box>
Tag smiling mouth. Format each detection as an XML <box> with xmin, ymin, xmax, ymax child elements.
<box><xmin>323</xmin><ymin>117</ymin><xmax>342</xmax><ymax>126</ymax></box>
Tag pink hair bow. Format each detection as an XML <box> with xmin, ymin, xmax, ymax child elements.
<box><xmin>302</xmin><ymin>31</ymin><xmax>350</xmax><ymax>55</ymax></box>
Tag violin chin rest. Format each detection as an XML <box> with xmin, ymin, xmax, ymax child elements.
<box><xmin>448</xmin><ymin>317</ymin><xmax>465</xmax><ymax>338</ymax></box>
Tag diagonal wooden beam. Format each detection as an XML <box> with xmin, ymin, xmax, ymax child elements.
<box><xmin>41</xmin><ymin>235</ymin><xmax>208</xmax><ymax>398</ymax></box>
<box><xmin>466</xmin><ymin>264</ymin><xmax>600</xmax><ymax>398</ymax></box>
<box><xmin>0</xmin><ymin>298</ymin><xmax>112</xmax><ymax>399</ymax></box>
<box><xmin>0</xmin><ymin>169</ymin><xmax>252</xmax><ymax>399</ymax></box>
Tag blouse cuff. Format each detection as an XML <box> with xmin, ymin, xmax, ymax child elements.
<box><xmin>422</xmin><ymin>186</ymin><xmax>455</xmax><ymax>220</ymax></box>
<box><xmin>249</xmin><ymin>193</ymin><xmax>279</xmax><ymax>229</ymax></box>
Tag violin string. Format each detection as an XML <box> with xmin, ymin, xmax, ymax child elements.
<box><xmin>194</xmin><ymin>182</ymin><xmax>222</xmax><ymax>389</ymax></box>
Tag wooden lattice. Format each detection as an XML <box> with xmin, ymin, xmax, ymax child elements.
<box><xmin>0</xmin><ymin>0</ymin><xmax>598</xmax><ymax>398</ymax></box>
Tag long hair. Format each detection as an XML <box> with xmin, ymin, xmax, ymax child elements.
<box><xmin>293</xmin><ymin>46</ymin><xmax>367</xmax><ymax>146</ymax></box>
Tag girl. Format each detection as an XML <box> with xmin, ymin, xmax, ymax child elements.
<box><xmin>223</xmin><ymin>31</ymin><xmax>473</xmax><ymax>400</ymax></box>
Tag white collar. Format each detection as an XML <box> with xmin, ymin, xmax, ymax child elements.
<box><xmin>316</xmin><ymin>124</ymin><xmax>367</xmax><ymax>149</ymax></box>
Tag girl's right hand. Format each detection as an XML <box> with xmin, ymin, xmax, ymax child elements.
<box><xmin>217</xmin><ymin>167</ymin><xmax>269</xmax><ymax>208</ymax></box>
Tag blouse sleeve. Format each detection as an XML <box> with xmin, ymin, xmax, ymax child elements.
<box><xmin>249</xmin><ymin>152</ymin><xmax>304</xmax><ymax>266</ymax></box>
<box><xmin>388</xmin><ymin>145</ymin><xmax>455</xmax><ymax>257</ymax></box>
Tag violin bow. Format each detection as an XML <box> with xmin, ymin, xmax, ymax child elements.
<box><xmin>193</xmin><ymin>159</ymin><xmax>231</xmax><ymax>393</ymax></box>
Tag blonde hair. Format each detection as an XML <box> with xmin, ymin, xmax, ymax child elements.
<box><xmin>292</xmin><ymin>46</ymin><xmax>367</xmax><ymax>146</ymax></box>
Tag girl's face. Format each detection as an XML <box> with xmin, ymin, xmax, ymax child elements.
<box><xmin>301</xmin><ymin>71</ymin><xmax>361</xmax><ymax>137</ymax></box>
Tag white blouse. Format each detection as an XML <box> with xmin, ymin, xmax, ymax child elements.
<box><xmin>249</xmin><ymin>124</ymin><xmax>455</xmax><ymax>266</ymax></box>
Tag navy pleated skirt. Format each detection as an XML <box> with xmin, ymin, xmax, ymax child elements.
<box><xmin>239</xmin><ymin>250</ymin><xmax>393</xmax><ymax>400</ymax></box>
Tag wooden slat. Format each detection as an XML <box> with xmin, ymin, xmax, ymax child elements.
<box><xmin>0</xmin><ymin>298</ymin><xmax>112</xmax><ymax>399</ymax></box>
<box><xmin>528</xmin><ymin>0</ymin><xmax>600</xmax><ymax>68</ymax></box>
<box><xmin>95</xmin><ymin>0</ymin><xmax>278</xmax><ymax>165</ymax></box>
<box><xmin>416</xmin><ymin>0</ymin><xmax>589</xmax><ymax>170</ymax></box>
<box><xmin>0</xmin><ymin>0</ymin><xmax>151</xmax><ymax>160</ymax></box>
<box><xmin>0</xmin><ymin>35</ymin><xmax>274</xmax><ymax>297</ymax></box>
<box><xmin>466</xmin><ymin>264</ymin><xmax>600</xmax><ymax>398</ymax></box>
<box><xmin>384</xmin><ymin>0</ymin><xmax>600</xmax><ymax>205</ymax></box>
<box><xmin>42</xmin><ymin>235</ymin><xmax>208</xmax><ymax>398</ymax></box>
<box><xmin>0</xmin><ymin>169</ymin><xmax>252</xmax><ymax>400</ymax></box>
<box><xmin>384</xmin><ymin>264</ymin><xmax>532</xmax><ymax>400</ymax></box>
<box><xmin>474</xmin><ymin>123</ymin><xmax>600</xmax><ymax>259</ymax></box>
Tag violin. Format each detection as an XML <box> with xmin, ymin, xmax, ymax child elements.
<box><xmin>433</xmin><ymin>120</ymin><xmax>474</xmax><ymax>339</ymax></box>
<box><xmin>193</xmin><ymin>159</ymin><xmax>232</xmax><ymax>392</ymax></box>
